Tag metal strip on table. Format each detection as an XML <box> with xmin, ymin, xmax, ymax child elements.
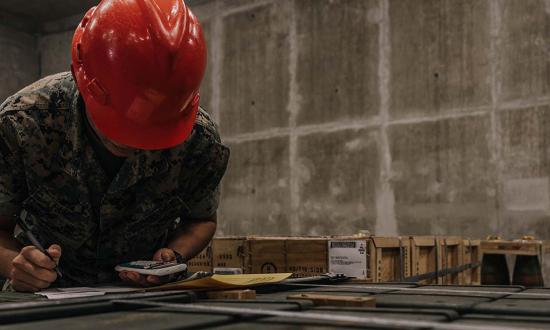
<box><xmin>111</xmin><ymin>299</ymin><xmax>539</xmax><ymax>330</ymax></box>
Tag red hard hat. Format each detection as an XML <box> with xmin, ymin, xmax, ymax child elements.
<box><xmin>71</xmin><ymin>0</ymin><xmax>207</xmax><ymax>150</ymax></box>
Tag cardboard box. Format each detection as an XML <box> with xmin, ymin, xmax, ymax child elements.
<box><xmin>186</xmin><ymin>243</ymin><xmax>212</xmax><ymax>273</ymax></box>
<box><xmin>437</xmin><ymin>236</ymin><xmax>464</xmax><ymax>285</ymax></box>
<box><xmin>410</xmin><ymin>236</ymin><xmax>438</xmax><ymax>284</ymax></box>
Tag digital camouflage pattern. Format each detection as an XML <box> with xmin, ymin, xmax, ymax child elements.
<box><xmin>0</xmin><ymin>72</ymin><xmax>230</xmax><ymax>286</ymax></box>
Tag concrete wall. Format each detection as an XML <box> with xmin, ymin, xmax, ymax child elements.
<box><xmin>0</xmin><ymin>24</ymin><xmax>38</xmax><ymax>104</ymax></box>
<box><xmin>194</xmin><ymin>0</ymin><xmax>550</xmax><ymax>240</ymax></box>
<box><xmin>2</xmin><ymin>0</ymin><xmax>550</xmax><ymax>240</ymax></box>
<box><xmin>38</xmin><ymin>31</ymin><xmax>73</xmax><ymax>76</ymax></box>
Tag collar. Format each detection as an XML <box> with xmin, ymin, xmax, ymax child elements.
<box><xmin>56</xmin><ymin>84</ymin><xmax>175</xmax><ymax>193</ymax></box>
<box><xmin>57</xmin><ymin>87</ymin><xmax>86</xmax><ymax>180</ymax></box>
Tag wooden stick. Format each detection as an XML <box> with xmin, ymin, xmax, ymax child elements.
<box><xmin>206</xmin><ymin>289</ymin><xmax>256</xmax><ymax>300</ymax></box>
<box><xmin>287</xmin><ymin>293</ymin><xmax>375</xmax><ymax>307</ymax></box>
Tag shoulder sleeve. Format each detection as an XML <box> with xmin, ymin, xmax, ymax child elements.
<box><xmin>185</xmin><ymin>139</ymin><xmax>229</xmax><ymax>219</ymax></box>
<box><xmin>186</xmin><ymin>186</ymin><xmax>221</xmax><ymax>219</ymax></box>
<box><xmin>0</xmin><ymin>117</ymin><xmax>27</xmax><ymax>216</ymax></box>
<box><xmin>181</xmin><ymin>110</ymin><xmax>230</xmax><ymax>219</ymax></box>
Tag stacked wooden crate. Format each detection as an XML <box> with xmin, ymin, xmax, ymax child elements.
<box><xmin>543</xmin><ymin>241</ymin><xmax>550</xmax><ymax>287</ymax></box>
<box><xmin>211</xmin><ymin>236</ymin><xmax>248</xmax><ymax>274</ymax></box>
<box><xmin>186</xmin><ymin>243</ymin><xmax>212</xmax><ymax>273</ymax></box>
<box><xmin>210</xmin><ymin>236</ymin><xmax>288</xmax><ymax>274</ymax></box>
<box><xmin>481</xmin><ymin>238</ymin><xmax>543</xmax><ymax>257</ymax></box>
<box><xmin>185</xmin><ymin>235</ymin><xmax>487</xmax><ymax>285</ymax></box>
<box><xmin>462</xmin><ymin>239</ymin><xmax>481</xmax><ymax>285</ymax></box>
<box><xmin>409</xmin><ymin>236</ymin><xmax>438</xmax><ymax>284</ymax></box>
<box><xmin>190</xmin><ymin>236</ymin><xmax>329</xmax><ymax>277</ymax></box>
<box><xmin>286</xmin><ymin>237</ymin><xmax>329</xmax><ymax>277</ymax></box>
<box><xmin>185</xmin><ymin>235</ymin><xmax>413</xmax><ymax>282</ymax></box>
<box><xmin>437</xmin><ymin>236</ymin><xmax>464</xmax><ymax>284</ymax></box>
<box><xmin>370</xmin><ymin>237</ymin><xmax>411</xmax><ymax>282</ymax></box>
<box><xmin>480</xmin><ymin>238</ymin><xmax>547</xmax><ymax>286</ymax></box>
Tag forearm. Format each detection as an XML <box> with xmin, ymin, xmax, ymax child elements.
<box><xmin>166</xmin><ymin>216</ymin><xmax>217</xmax><ymax>261</ymax></box>
<box><xmin>0</xmin><ymin>230</ymin><xmax>21</xmax><ymax>278</ymax></box>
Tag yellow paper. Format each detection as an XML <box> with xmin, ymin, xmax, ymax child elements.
<box><xmin>148</xmin><ymin>273</ymin><xmax>292</xmax><ymax>291</ymax></box>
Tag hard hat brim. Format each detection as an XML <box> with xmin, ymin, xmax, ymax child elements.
<box><xmin>88</xmin><ymin>100</ymin><xmax>199</xmax><ymax>151</ymax></box>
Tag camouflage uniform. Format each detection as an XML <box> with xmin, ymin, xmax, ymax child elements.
<box><xmin>0</xmin><ymin>72</ymin><xmax>230</xmax><ymax>287</ymax></box>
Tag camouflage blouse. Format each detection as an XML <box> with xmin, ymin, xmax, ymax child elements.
<box><xmin>0</xmin><ymin>72</ymin><xmax>230</xmax><ymax>286</ymax></box>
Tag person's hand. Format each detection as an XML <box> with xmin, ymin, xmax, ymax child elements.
<box><xmin>118</xmin><ymin>248</ymin><xmax>176</xmax><ymax>287</ymax></box>
<box><xmin>10</xmin><ymin>245</ymin><xmax>61</xmax><ymax>292</ymax></box>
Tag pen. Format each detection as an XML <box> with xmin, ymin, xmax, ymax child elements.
<box><xmin>16</xmin><ymin>210</ymin><xmax>63</xmax><ymax>278</ymax></box>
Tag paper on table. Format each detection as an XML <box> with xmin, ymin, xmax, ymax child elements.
<box><xmin>36</xmin><ymin>286</ymin><xmax>141</xmax><ymax>300</ymax></box>
<box><xmin>94</xmin><ymin>286</ymin><xmax>144</xmax><ymax>293</ymax></box>
<box><xmin>147</xmin><ymin>273</ymin><xmax>293</xmax><ymax>291</ymax></box>
<box><xmin>36</xmin><ymin>273</ymin><xmax>292</xmax><ymax>298</ymax></box>
<box><xmin>38</xmin><ymin>291</ymin><xmax>106</xmax><ymax>300</ymax></box>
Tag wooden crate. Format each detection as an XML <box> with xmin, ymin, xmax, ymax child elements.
<box><xmin>469</xmin><ymin>240</ymin><xmax>481</xmax><ymax>285</ymax></box>
<box><xmin>437</xmin><ymin>236</ymin><xmax>464</xmax><ymax>285</ymax></box>
<box><xmin>211</xmin><ymin>236</ymin><xmax>328</xmax><ymax>277</ymax></box>
<box><xmin>247</xmin><ymin>236</ymin><xmax>329</xmax><ymax>277</ymax></box>
<box><xmin>211</xmin><ymin>236</ymin><xmax>286</xmax><ymax>274</ymax></box>
<box><xmin>480</xmin><ymin>239</ymin><xmax>541</xmax><ymax>256</ymax></box>
<box><xmin>462</xmin><ymin>240</ymin><xmax>471</xmax><ymax>285</ymax></box>
<box><xmin>247</xmin><ymin>236</ymin><xmax>286</xmax><ymax>274</ymax></box>
<box><xmin>480</xmin><ymin>238</ymin><xmax>546</xmax><ymax>286</ymax></box>
<box><xmin>186</xmin><ymin>243</ymin><xmax>212</xmax><ymax>273</ymax></box>
<box><xmin>211</xmin><ymin>236</ymin><xmax>248</xmax><ymax>274</ymax></box>
<box><xmin>410</xmin><ymin>236</ymin><xmax>438</xmax><ymax>284</ymax></box>
<box><xmin>542</xmin><ymin>241</ymin><xmax>550</xmax><ymax>287</ymax></box>
<box><xmin>211</xmin><ymin>235</ymin><xmax>415</xmax><ymax>281</ymax></box>
<box><xmin>328</xmin><ymin>237</ymin><xmax>372</xmax><ymax>281</ymax></box>
<box><xmin>370</xmin><ymin>237</ymin><xmax>411</xmax><ymax>283</ymax></box>
<box><xmin>285</xmin><ymin>237</ymin><xmax>329</xmax><ymax>277</ymax></box>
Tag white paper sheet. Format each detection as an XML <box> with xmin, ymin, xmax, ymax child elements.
<box><xmin>36</xmin><ymin>286</ymin><xmax>141</xmax><ymax>300</ymax></box>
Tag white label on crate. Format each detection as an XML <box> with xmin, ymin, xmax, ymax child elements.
<box><xmin>328</xmin><ymin>240</ymin><xmax>367</xmax><ymax>279</ymax></box>
<box><xmin>213</xmin><ymin>267</ymin><xmax>243</xmax><ymax>275</ymax></box>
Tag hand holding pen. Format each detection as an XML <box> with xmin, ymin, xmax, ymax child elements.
<box><xmin>10</xmin><ymin>211</ymin><xmax>63</xmax><ymax>292</ymax></box>
<box><xmin>22</xmin><ymin>229</ymin><xmax>63</xmax><ymax>279</ymax></box>
<box><xmin>10</xmin><ymin>244</ymin><xmax>62</xmax><ymax>292</ymax></box>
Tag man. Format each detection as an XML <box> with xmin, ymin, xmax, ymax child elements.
<box><xmin>0</xmin><ymin>0</ymin><xmax>229</xmax><ymax>292</ymax></box>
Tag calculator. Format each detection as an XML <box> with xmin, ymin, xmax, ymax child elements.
<box><xmin>115</xmin><ymin>260</ymin><xmax>188</xmax><ymax>276</ymax></box>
